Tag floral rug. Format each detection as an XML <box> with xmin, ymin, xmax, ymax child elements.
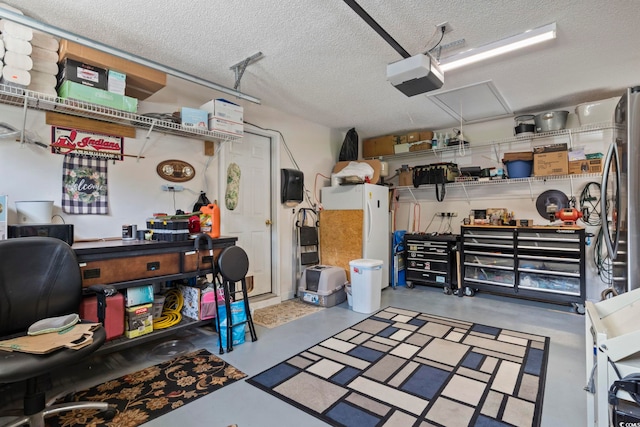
<box><xmin>46</xmin><ymin>348</ymin><xmax>246</xmax><ymax>427</ymax></box>
<box><xmin>252</xmin><ymin>299</ymin><xmax>325</xmax><ymax>329</ymax></box>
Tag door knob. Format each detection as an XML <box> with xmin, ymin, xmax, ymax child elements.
<box><xmin>265</xmin><ymin>219</ymin><xmax>272</xmax><ymax>225</ymax></box>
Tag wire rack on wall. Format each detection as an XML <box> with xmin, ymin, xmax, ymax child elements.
<box><xmin>0</xmin><ymin>83</ymin><xmax>241</xmax><ymax>143</ymax></box>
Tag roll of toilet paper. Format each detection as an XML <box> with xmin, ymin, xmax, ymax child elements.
<box><xmin>0</xmin><ymin>20</ymin><xmax>33</xmax><ymax>41</ymax></box>
<box><xmin>27</xmin><ymin>83</ymin><xmax>57</xmax><ymax>97</ymax></box>
<box><xmin>31</xmin><ymin>31</ymin><xmax>59</xmax><ymax>52</ymax></box>
<box><xmin>29</xmin><ymin>70</ymin><xmax>56</xmax><ymax>88</ymax></box>
<box><xmin>2</xmin><ymin>66</ymin><xmax>31</xmax><ymax>87</ymax></box>
<box><xmin>2</xmin><ymin>35</ymin><xmax>32</xmax><ymax>55</ymax></box>
<box><xmin>3</xmin><ymin>51</ymin><xmax>33</xmax><ymax>70</ymax></box>
<box><xmin>30</xmin><ymin>46</ymin><xmax>58</xmax><ymax>63</ymax></box>
<box><xmin>31</xmin><ymin>59</ymin><xmax>58</xmax><ymax>75</ymax></box>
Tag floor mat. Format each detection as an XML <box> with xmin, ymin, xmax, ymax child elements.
<box><xmin>252</xmin><ymin>299</ymin><xmax>324</xmax><ymax>329</ymax></box>
<box><xmin>248</xmin><ymin>306</ymin><xmax>549</xmax><ymax>427</ymax></box>
<box><xmin>45</xmin><ymin>348</ymin><xmax>246</xmax><ymax>427</ymax></box>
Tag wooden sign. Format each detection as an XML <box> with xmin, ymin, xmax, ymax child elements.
<box><xmin>51</xmin><ymin>126</ymin><xmax>124</xmax><ymax>160</ymax></box>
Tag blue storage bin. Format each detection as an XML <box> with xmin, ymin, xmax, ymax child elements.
<box><xmin>505</xmin><ymin>160</ymin><xmax>533</xmax><ymax>178</ymax></box>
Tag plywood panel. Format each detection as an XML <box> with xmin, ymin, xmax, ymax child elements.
<box><xmin>319</xmin><ymin>209</ymin><xmax>363</xmax><ymax>281</ymax></box>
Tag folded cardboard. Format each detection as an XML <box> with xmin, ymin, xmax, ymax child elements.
<box><xmin>58</xmin><ymin>80</ymin><xmax>138</xmax><ymax>113</ymax></box>
<box><xmin>534</xmin><ymin>150</ymin><xmax>569</xmax><ymax>176</ymax></box>
<box><xmin>0</xmin><ymin>323</ymin><xmax>99</xmax><ymax>354</ymax></box>
<box><xmin>533</xmin><ymin>143</ymin><xmax>568</xmax><ymax>154</ymax></box>
<box><xmin>569</xmin><ymin>158</ymin><xmax>603</xmax><ymax>174</ymax></box>
<box><xmin>503</xmin><ymin>151</ymin><xmax>534</xmax><ymax>162</ymax></box>
<box><xmin>58</xmin><ymin>39</ymin><xmax>167</xmax><ymax>100</ymax></box>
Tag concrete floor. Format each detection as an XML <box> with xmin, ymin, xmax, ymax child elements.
<box><xmin>0</xmin><ymin>286</ymin><xmax>588</xmax><ymax>427</ymax></box>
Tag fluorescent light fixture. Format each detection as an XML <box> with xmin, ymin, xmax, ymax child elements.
<box><xmin>439</xmin><ymin>22</ymin><xmax>556</xmax><ymax>72</ymax></box>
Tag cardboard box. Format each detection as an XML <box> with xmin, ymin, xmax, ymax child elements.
<box><xmin>519</xmin><ymin>219</ymin><xmax>534</xmax><ymax>227</ymax></box>
<box><xmin>208</xmin><ymin>116</ymin><xmax>244</xmax><ymax>136</ymax></box>
<box><xmin>125</xmin><ymin>303</ymin><xmax>153</xmax><ymax>338</ymax></box>
<box><xmin>362</xmin><ymin>135</ymin><xmax>395</xmax><ymax>158</ymax></box>
<box><xmin>181</xmin><ymin>107</ymin><xmax>208</xmax><ymax>129</ymax></box>
<box><xmin>394</xmin><ymin>143</ymin><xmax>411</xmax><ymax>154</ymax></box>
<box><xmin>58</xmin><ymin>39</ymin><xmax>167</xmax><ymax>100</ymax></box>
<box><xmin>125</xmin><ymin>284</ymin><xmax>154</xmax><ymax>307</ymax></box>
<box><xmin>569</xmin><ymin>158</ymin><xmax>603</xmax><ymax>174</ymax></box>
<box><xmin>58</xmin><ymin>80</ymin><xmax>138</xmax><ymax>112</ymax></box>
<box><xmin>58</xmin><ymin>58</ymin><xmax>108</xmax><ymax>90</ymax></box>
<box><xmin>200</xmin><ymin>99</ymin><xmax>243</xmax><ymax>124</ymax></box>
<box><xmin>107</xmin><ymin>70</ymin><xmax>126</xmax><ymax>95</ymax></box>
<box><xmin>533</xmin><ymin>143</ymin><xmax>568</xmax><ymax>154</ymax></box>
<box><xmin>396</xmin><ymin>135</ymin><xmax>408</xmax><ymax>145</ymax></box>
<box><xmin>503</xmin><ymin>151</ymin><xmax>533</xmax><ymax>162</ymax></box>
<box><xmin>534</xmin><ymin>150</ymin><xmax>569</xmax><ymax>176</ymax></box>
<box><xmin>419</xmin><ymin>130</ymin><xmax>434</xmax><ymax>142</ymax></box>
<box><xmin>406</xmin><ymin>132</ymin><xmax>421</xmax><ymax>143</ymax></box>
<box><xmin>399</xmin><ymin>169</ymin><xmax>412</xmax><ymax>186</ymax></box>
<box><xmin>409</xmin><ymin>141</ymin><xmax>432</xmax><ymax>152</ymax></box>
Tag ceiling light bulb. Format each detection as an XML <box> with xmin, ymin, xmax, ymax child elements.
<box><xmin>439</xmin><ymin>23</ymin><xmax>557</xmax><ymax>72</ymax></box>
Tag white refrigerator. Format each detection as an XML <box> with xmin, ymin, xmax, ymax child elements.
<box><xmin>320</xmin><ymin>183</ymin><xmax>390</xmax><ymax>289</ymax></box>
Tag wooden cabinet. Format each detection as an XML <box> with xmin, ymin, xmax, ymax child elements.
<box><xmin>73</xmin><ymin>237</ymin><xmax>237</xmax><ymax>353</ymax></box>
<box><xmin>461</xmin><ymin>225</ymin><xmax>586</xmax><ymax>311</ymax></box>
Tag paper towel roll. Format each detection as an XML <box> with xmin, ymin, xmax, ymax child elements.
<box><xmin>3</xmin><ymin>51</ymin><xmax>33</xmax><ymax>70</ymax></box>
<box><xmin>29</xmin><ymin>70</ymin><xmax>56</xmax><ymax>88</ymax></box>
<box><xmin>2</xmin><ymin>35</ymin><xmax>32</xmax><ymax>55</ymax></box>
<box><xmin>31</xmin><ymin>31</ymin><xmax>59</xmax><ymax>52</ymax></box>
<box><xmin>0</xmin><ymin>20</ymin><xmax>33</xmax><ymax>41</ymax></box>
<box><xmin>27</xmin><ymin>83</ymin><xmax>57</xmax><ymax>97</ymax></box>
<box><xmin>30</xmin><ymin>46</ymin><xmax>58</xmax><ymax>63</ymax></box>
<box><xmin>2</xmin><ymin>66</ymin><xmax>30</xmax><ymax>87</ymax></box>
<box><xmin>31</xmin><ymin>59</ymin><xmax>58</xmax><ymax>75</ymax></box>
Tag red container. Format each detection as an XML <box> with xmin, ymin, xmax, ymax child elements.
<box><xmin>79</xmin><ymin>293</ymin><xmax>125</xmax><ymax>340</ymax></box>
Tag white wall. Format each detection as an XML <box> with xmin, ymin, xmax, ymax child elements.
<box><xmin>383</xmin><ymin>111</ymin><xmax>612</xmax><ymax>302</ymax></box>
<box><xmin>0</xmin><ymin>88</ymin><xmax>339</xmax><ymax>303</ymax></box>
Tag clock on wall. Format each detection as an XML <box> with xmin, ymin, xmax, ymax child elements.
<box><xmin>156</xmin><ymin>160</ymin><xmax>195</xmax><ymax>182</ymax></box>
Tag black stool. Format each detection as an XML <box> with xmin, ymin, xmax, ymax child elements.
<box><xmin>217</xmin><ymin>246</ymin><xmax>258</xmax><ymax>352</ymax></box>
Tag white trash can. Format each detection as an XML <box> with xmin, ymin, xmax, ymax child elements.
<box><xmin>349</xmin><ymin>259</ymin><xmax>383</xmax><ymax>314</ymax></box>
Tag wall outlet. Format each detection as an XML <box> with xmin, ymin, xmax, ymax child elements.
<box><xmin>437</xmin><ymin>212</ymin><xmax>458</xmax><ymax>217</ymax></box>
<box><xmin>161</xmin><ymin>184</ymin><xmax>184</xmax><ymax>192</ymax></box>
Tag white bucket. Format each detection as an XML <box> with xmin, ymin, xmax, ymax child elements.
<box><xmin>349</xmin><ymin>259</ymin><xmax>383</xmax><ymax>314</ymax></box>
<box><xmin>15</xmin><ymin>200</ymin><xmax>53</xmax><ymax>224</ymax></box>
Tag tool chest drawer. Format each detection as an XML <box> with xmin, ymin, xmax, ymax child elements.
<box><xmin>403</xmin><ymin>233</ymin><xmax>460</xmax><ymax>291</ymax></box>
<box><xmin>79</xmin><ymin>252</ymin><xmax>180</xmax><ymax>286</ymax></box>
<box><xmin>181</xmin><ymin>248</ymin><xmax>223</xmax><ymax>272</ymax></box>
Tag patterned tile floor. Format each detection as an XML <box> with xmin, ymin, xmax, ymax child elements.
<box><xmin>0</xmin><ymin>286</ymin><xmax>587</xmax><ymax>427</ymax></box>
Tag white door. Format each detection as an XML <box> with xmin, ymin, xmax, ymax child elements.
<box><xmin>218</xmin><ymin>131</ymin><xmax>272</xmax><ymax>296</ymax></box>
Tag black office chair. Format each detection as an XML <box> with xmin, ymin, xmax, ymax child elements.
<box><xmin>0</xmin><ymin>237</ymin><xmax>114</xmax><ymax>427</ymax></box>
<box><xmin>217</xmin><ymin>246</ymin><xmax>258</xmax><ymax>352</ymax></box>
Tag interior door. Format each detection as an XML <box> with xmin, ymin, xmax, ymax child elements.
<box><xmin>218</xmin><ymin>131</ymin><xmax>272</xmax><ymax>297</ymax></box>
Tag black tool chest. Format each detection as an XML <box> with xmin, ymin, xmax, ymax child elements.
<box><xmin>403</xmin><ymin>233</ymin><xmax>460</xmax><ymax>294</ymax></box>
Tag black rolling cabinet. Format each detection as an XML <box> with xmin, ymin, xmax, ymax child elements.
<box><xmin>460</xmin><ymin>225</ymin><xmax>586</xmax><ymax>312</ymax></box>
<box><xmin>403</xmin><ymin>233</ymin><xmax>460</xmax><ymax>295</ymax></box>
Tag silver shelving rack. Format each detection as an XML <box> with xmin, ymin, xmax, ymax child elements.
<box><xmin>0</xmin><ymin>83</ymin><xmax>242</xmax><ymax>145</ymax></box>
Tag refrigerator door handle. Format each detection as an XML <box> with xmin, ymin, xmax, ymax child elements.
<box><xmin>601</xmin><ymin>143</ymin><xmax>621</xmax><ymax>259</ymax></box>
<box><xmin>366</xmin><ymin>199</ymin><xmax>373</xmax><ymax>244</ymax></box>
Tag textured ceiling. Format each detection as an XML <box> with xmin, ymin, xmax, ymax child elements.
<box><xmin>4</xmin><ymin>1</ymin><xmax>638</xmax><ymax>139</ymax></box>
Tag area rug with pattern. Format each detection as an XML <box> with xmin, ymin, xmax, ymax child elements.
<box><xmin>247</xmin><ymin>307</ymin><xmax>549</xmax><ymax>427</ymax></box>
<box><xmin>252</xmin><ymin>299</ymin><xmax>324</xmax><ymax>329</ymax></box>
<box><xmin>46</xmin><ymin>348</ymin><xmax>246</xmax><ymax>427</ymax></box>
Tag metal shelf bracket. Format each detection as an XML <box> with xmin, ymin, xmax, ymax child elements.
<box><xmin>230</xmin><ymin>52</ymin><xmax>264</xmax><ymax>91</ymax></box>
<box><xmin>138</xmin><ymin>120</ymin><xmax>157</xmax><ymax>161</ymax></box>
